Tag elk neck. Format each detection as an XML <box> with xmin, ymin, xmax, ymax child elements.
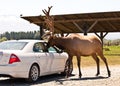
<box><xmin>53</xmin><ymin>37</ymin><xmax>67</xmax><ymax>50</ymax></box>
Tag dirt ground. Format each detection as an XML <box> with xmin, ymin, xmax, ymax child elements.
<box><xmin>0</xmin><ymin>65</ymin><xmax>120</xmax><ymax>86</ymax></box>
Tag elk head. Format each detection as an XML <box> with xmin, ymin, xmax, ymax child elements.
<box><xmin>42</xmin><ymin>6</ymin><xmax>69</xmax><ymax>49</ymax></box>
<box><xmin>42</xmin><ymin>30</ymin><xmax>55</xmax><ymax>47</ymax></box>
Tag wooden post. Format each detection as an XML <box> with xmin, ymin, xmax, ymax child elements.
<box><xmin>95</xmin><ymin>32</ymin><xmax>108</xmax><ymax>48</ymax></box>
<box><xmin>40</xmin><ymin>25</ymin><xmax>43</xmax><ymax>40</ymax></box>
<box><xmin>100</xmin><ymin>32</ymin><xmax>104</xmax><ymax>46</ymax></box>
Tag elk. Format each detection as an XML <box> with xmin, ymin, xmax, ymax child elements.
<box><xmin>42</xmin><ymin>6</ymin><xmax>111</xmax><ymax>78</ymax></box>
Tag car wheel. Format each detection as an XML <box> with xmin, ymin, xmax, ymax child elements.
<box><xmin>61</xmin><ymin>59</ymin><xmax>73</xmax><ymax>75</ymax></box>
<box><xmin>27</xmin><ymin>64</ymin><xmax>39</xmax><ymax>82</ymax></box>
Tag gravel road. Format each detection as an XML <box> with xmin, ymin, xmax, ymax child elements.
<box><xmin>0</xmin><ymin>65</ymin><xmax>120</xmax><ymax>86</ymax></box>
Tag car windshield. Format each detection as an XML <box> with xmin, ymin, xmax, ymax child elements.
<box><xmin>0</xmin><ymin>41</ymin><xmax>28</xmax><ymax>50</ymax></box>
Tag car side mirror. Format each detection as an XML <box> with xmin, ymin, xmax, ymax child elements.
<box><xmin>57</xmin><ymin>50</ymin><xmax>63</xmax><ymax>53</ymax></box>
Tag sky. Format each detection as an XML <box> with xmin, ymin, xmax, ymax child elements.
<box><xmin>0</xmin><ymin>0</ymin><xmax>120</xmax><ymax>39</ymax></box>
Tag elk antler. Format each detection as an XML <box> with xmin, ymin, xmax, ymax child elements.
<box><xmin>42</xmin><ymin>6</ymin><xmax>54</xmax><ymax>36</ymax></box>
<box><xmin>42</xmin><ymin>6</ymin><xmax>52</xmax><ymax>17</ymax></box>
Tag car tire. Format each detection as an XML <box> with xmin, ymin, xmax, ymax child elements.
<box><xmin>61</xmin><ymin>59</ymin><xmax>73</xmax><ymax>76</ymax></box>
<box><xmin>27</xmin><ymin>64</ymin><xmax>39</xmax><ymax>82</ymax></box>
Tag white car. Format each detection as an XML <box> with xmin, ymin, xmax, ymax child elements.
<box><xmin>0</xmin><ymin>40</ymin><xmax>72</xmax><ymax>82</ymax></box>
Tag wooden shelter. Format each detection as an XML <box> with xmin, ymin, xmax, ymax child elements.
<box><xmin>21</xmin><ymin>11</ymin><xmax>120</xmax><ymax>41</ymax></box>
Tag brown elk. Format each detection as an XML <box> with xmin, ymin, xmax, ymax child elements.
<box><xmin>42</xmin><ymin>7</ymin><xmax>111</xmax><ymax>78</ymax></box>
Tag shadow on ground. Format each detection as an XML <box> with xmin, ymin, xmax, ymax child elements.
<box><xmin>0</xmin><ymin>74</ymin><xmax>65</xmax><ymax>86</ymax></box>
<box><xmin>0</xmin><ymin>74</ymin><xmax>109</xmax><ymax>86</ymax></box>
<box><xmin>55</xmin><ymin>76</ymin><xmax>109</xmax><ymax>85</ymax></box>
<box><xmin>71</xmin><ymin>76</ymin><xmax>108</xmax><ymax>80</ymax></box>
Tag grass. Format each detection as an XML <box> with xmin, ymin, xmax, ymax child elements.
<box><xmin>72</xmin><ymin>46</ymin><xmax>120</xmax><ymax>68</ymax></box>
<box><xmin>104</xmin><ymin>46</ymin><xmax>120</xmax><ymax>55</ymax></box>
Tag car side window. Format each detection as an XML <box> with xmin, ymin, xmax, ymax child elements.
<box><xmin>33</xmin><ymin>42</ymin><xmax>48</xmax><ymax>53</ymax></box>
<box><xmin>48</xmin><ymin>47</ymin><xmax>57</xmax><ymax>53</ymax></box>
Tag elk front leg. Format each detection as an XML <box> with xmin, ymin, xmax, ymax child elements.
<box><xmin>76</xmin><ymin>56</ymin><xmax>82</xmax><ymax>78</ymax></box>
<box><xmin>66</xmin><ymin>56</ymin><xmax>73</xmax><ymax>78</ymax></box>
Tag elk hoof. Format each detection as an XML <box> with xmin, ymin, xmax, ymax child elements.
<box><xmin>96</xmin><ymin>72</ymin><xmax>100</xmax><ymax>76</ymax></box>
<box><xmin>65</xmin><ymin>76</ymin><xmax>70</xmax><ymax>80</ymax></box>
<box><xmin>79</xmin><ymin>75</ymin><xmax>82</xmax><ymax>78</ymax></box>
<box><xmin>65</xmin><ymin>75</ymin><xmax>69</xmax><ymax>79</ymax></box>
<box><xmin>108</xmin><ymin>71</ymin><xmax>111</xmax><ymax>77</ymax></box>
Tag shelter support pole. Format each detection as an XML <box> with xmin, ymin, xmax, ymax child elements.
<box><xmin>40</xmin><ymin>25</ymin><xmax>44</xmax><ymax>40</ymax></box>
<box><xmin>95</xmin><ymin>32</ymin><xmax>108</xmax><ymax>47</ymax></box>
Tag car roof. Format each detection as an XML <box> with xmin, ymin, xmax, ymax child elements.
<box><xmin>4</xmin><ymin>39</ymin><xmax>47</xmax><ymax>43</ymax></box>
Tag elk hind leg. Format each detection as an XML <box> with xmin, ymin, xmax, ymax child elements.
<box><xmin>76</xmin><ymin>56</ymin><xmax>82</xmax><ymax>78</ymax></box>
<box><xmin>92</xmin><ymin>54</ymin><xmax>100</xmax><ymax>76</ymax></box>
<box><xmin>98</xmin><ymin>53</ymin><xmax>111</xmax><ymax>77</ymax></box>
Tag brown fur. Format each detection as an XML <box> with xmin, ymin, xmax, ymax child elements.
<box><xmin>48</xmin><ymin>34</ymin><xmax>111</xmax><ymax>78</ymax></box>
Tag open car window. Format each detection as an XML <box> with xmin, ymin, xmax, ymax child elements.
<box><xmin>48</xmin><ymin>46</ymin><xmax>63</xmax><ymax>53</ymax></box>
<box><xmin>48</xmin><ymin>47</ymin><xmax>57</xmax><ymax>53</ymax></box>
<box><xmin>33</xmin><ymin>42</ymin><xmax>48</xmax><ymax>52</ymax></box>
<box><xmin>33</xmin><ymin>42</ymin><xmax>63</xmax><ymax>53</ymax></box>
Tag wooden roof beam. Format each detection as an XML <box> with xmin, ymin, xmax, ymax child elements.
<box><xmin>87</xmin><ymin>20</ymin><xmax>98</xmax><ymax>32</ymax></box>
<box><xmin>31</xmin><ymin>17</ymin><xmax>120</xmax><ymax>23</ymax></box>
<box><xmin>38</xmin><ymin>16</ymin><xmax>44</xmax><ymax>21</ymax></box>
<box><xmin>59</xmin><ymin>15</ymin><xmax>79</xmax><ymax>32</ymax></box>
<box><xmin>95</xmin><ymin>32</ymin><xmax>108</xmax><ymax>39</ymax></box>
<box><xmin>73</xmin><ymin>21</ymin><xmax>98</xmax><ymax>35</ymax></box>
<box><xmin>54</xmin><ymin>27</ymin><xmax>62</xmax><ymax>33</ymax></box>
<box><xmin>106</xmin><ymin>21</ymin><xmax>118</xmax><ymax>30</ymax></box>
<box><xmin>95</xmin><ymin>32</ymin><xmax>108</xmax><ymax>45</ymax></box>
<box><xmin>72</xmin><ymin>22</ymin><xmax>84</xmax><ymax>33</ymax></box>
<box><xmin>54</xmin><ymin>25</ymin><xmax>69</xmax><ymax>33</ymax></box>
<box><xmin>59</xmin><ymin>23</ymin><xmax>73</xmax><ymax>32</ymax></box>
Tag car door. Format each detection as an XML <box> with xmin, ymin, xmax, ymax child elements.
<box><xmin>33</xmin><ymin>42</ymin><xmax>53</xmax><ymax>74</ymax></box>
<box><xmin>48</xmin><ymin>47</ymin><xmax>66</xmax><ymax>72</ymax></box>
